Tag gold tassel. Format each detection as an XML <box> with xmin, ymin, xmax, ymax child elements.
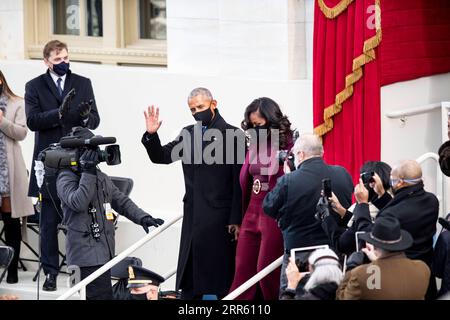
<box><xmin>314</xmin><ymin>0</ymin><xmax>382</xmax><ymax>138</ymax></box>
<box><xmin>318</xmin><ymin>0</ymin><xmax>354</xmax><ymax>19</ymax></box>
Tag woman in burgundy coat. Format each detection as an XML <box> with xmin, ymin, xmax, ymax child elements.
<box><xmin>228</xmin><ymin>97</ymin><xmax>293</xmax><ymax>300</ymax></box>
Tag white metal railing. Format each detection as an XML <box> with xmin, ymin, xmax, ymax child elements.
<box><xmin>161</xmin><ymin>267</ymin><xmax>177</xmax><ymax>281</ymax></box>
<box><xmin>222</xmin><ymin>255</ymin><xmax>283</xmax><ymax>300</ymax></box>
<box><xmin>57</xmin><ymin>213</ymin><xmax>183</xmax><ymax>300</ymax></box>
<box><xmin>385</xmin><ymin>102</ymin><xmax>441</xmax><ymax>119</ymax></box>
<box><xmin>416</xmin><ymin>152</ymin><xmax>445</xmax><ymax>218</ymax></box>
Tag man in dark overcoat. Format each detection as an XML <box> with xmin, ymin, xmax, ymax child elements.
<box><xmin>141</xmin><ymin>87</ymin><xmax>244</xmax><ymax>299</ymax></box>
<box><xmin>25</xmin><ymin>40</ymin><xmax>100</xmax><ymax>290</ymax></box>
<box><xmin>353</xmin><ymin>159</ymin><xmax>439</xmax><ymax>299</ymax></box>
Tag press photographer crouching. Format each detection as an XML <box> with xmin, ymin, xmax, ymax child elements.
<box><xmin>41</xmin><ymin>127</ymin><xmax>164</xmax><ymax>300</ymax></box>
<box><xmin>280</xmin><ymin>248</ymin><xmax>343</xmax><ymax>300</ymax></box>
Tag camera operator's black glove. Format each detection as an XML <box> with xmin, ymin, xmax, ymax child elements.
<box><xmin>79</xmin><ymin>149</ymin><xmax>99</xmax><ymax>175</ymax></box>
<box><xmin>59</xmin><ymin>88</ymin><xmax>76</xmax><ymax>120</ymax></box>
<box><xmin>78</xmin><ymin>99</ymin><xmax>93</xmax><ymax>120</ymax></box>
<box><xmin>140</xmin><ymin>215</ymin><xmax>165</xmax><ymax>233</ymax></box>
<box><xmin>346</xmin><ymin>251</ymin><xmax>365</xmax><ymax>272</ymax></box>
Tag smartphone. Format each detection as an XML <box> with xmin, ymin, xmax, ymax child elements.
<box><xmin>290</xmin><ymin>245</ymin><xmax>329</xmax><ymax>273</ymax></box>
<box><xmin>355</xmin><ymin>231</ymin><xmax>366</xmax><ymax>252</ymax></box>
<box><xmin>322</xmin><ymin>178</ymin><xmax>332</xmax><ymax>198</ymax></box>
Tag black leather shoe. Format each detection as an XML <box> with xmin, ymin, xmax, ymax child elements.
<box><xmin>43</xmin><ymin>274</ymin><xmax>57</xmax><ymax>291</ymax></box>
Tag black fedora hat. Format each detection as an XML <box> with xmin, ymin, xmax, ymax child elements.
<box><xmin>360</xmin><ymin>216</ymin><xmax>413</xmax><ymax>252</ymax></box>
<box><xmin>438</xmin><ymin>140</ymin><xmax>450</xmax><ymax>177</ymax></box>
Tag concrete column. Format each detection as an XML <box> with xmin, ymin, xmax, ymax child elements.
<box><xmin>0</xmin><ymin>0</ymin><xmax>25</xmax><ymax>60</ymax></box>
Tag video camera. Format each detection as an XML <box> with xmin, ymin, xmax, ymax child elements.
<box><xmin>38</xmin><ymin>134</ymin><xmax>121</xmax><ymax>170</ymax></box>
<box><xmin>314</xmin><ymin>178</ymin><xmax>332</xmax><ymax>221</ymax></box>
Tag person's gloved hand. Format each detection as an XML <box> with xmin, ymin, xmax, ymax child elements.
<box><xmin>140</xmin><ymin>215</ymin><xmax>165</xmax><ymax>233</ymax></box>
<box><xmin>59</xmin><ymin>88</ymin><xmax>76</xmax><ymax>120</ymax></box>
<box><xmin>78</xmin><ymin>99</ymin><xmax>93</xmax><ymax>120</ymax></box>
<box><xmin>79</xmin><ymin>149</ymin><xmax>99</xmax><ymax>175</ymax></box>
<box><xmin>346</xmin><ymin>251</ymin><xmax>365</xmax><ymax>272</ymax></box>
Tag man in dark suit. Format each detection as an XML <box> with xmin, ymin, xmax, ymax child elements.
<box><xmin>263</xmin><ymin>133</ymin><xmax>354</xmax><ymax>296</ymax></box>
<box><xmin>25</xmin><ymin>40</ymin><xmax>100</xmax><ymax>291</ymax></box>
<box><xmin>141</xmin><ymin>87</ymin><xmax>244</xmax><ymax>299</ymax></box>
<box><xmin>353</xmin><ymin>159</ymin><xmax>439</xmax><ymax>299</ymax></box>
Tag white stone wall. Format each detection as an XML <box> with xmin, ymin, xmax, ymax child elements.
<box><xmin>0</xmin><ymin>0</ymin><xmax>25</xmax><ymax>60</ymax></box>
<box><xmin>166</xmin><ymin>0</ymin><xmax>314</xmax><ymax>79</ymax></box>
<box><xmin>0</xmin><ymin>59</ymin><xmax>313</xmax><ymax>291</ymax></box>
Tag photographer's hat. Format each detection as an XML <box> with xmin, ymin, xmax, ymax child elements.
<box><xmin>360</xmin><ymin>216</ymin><xmax>413</xmax><ymax>252</ymax></box>
<box><xmin>127</xmin><ymin>265</ymin><xmax>165</xmax><ymax>289</ymax></box>
<box><xmin>438</xmin><ymin>140</ymin><xmax>450</xmax><ymax>177</ymax></box>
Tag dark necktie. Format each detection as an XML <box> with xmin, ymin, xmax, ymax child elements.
<box><xmin>57</xmin><ymin>78</ymin><xmax>63</xmax><ymax>96</ymax></box>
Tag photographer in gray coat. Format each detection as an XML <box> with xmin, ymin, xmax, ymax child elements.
<box><xmin>56</xmin><ymin>127</ymin><xmax>164</xmax><ymax>300</ymax></box>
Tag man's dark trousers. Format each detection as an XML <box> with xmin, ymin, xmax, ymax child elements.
<box><xmin>40</xmin><ymin>198</ymin><xmax>62</xmax><ymax>276</ymax></box>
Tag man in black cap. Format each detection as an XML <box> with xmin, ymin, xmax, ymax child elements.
<box><xmin>56</xmin><ymin>127</ymin><xmax>164</xmax><ymax>300</ymax></box>
<box><xmin>337</xmin><ymin>216</ymin><xmax>430</xmax><ymax>300</ymax></box>
<box><xmin>127</xmin><ymin>265</ymin><xmax>165</xmax><ymax>300</ymax></box>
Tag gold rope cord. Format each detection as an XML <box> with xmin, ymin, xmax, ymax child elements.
<box><xmin>318</xmin><ymin>0</ymin><xmax>354</xmax><ymax>19</ymax></box>
<box><xmin>314</xmin><ymin>0</ymin><xmax>382</xmax><ymax>137</ymax></box>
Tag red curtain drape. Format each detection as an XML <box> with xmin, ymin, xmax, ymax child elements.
<box><xmin>380</xmin><ymin>0</ymin><xmax>450</xmax><ymax>86</ymax></box>
<box><xmin>313</xmin><ymin>0</ymin><xmax>381</xmax><ymax>182</ymax></box>
<box><xmin>312</xmin><ymin>0</ymin><xmax>450</xmax><ymax>182</ymax></box>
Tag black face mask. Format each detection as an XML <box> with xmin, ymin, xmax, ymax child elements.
<box><xmin>193</xmin><ymin>108</ymin><xmax>214</xmax><ymax>126</ymax></box>
<box><xmin>52</xmin><ymin>61</ymin><xmax>70</xmax><ymax>76</ymax></box>
<box><xmin>129</xmin><ymin>293</ymin><xmax>148</xmax><ymax>301</ymax></box>
<box><xmin>254</xmin><ymin>124</ymin><xmax>269</xmax><ymax>134</ymax></box>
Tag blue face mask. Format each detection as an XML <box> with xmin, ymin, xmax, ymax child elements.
<box><xmin>52</xmin><ymin>61</ymin><xmax>70</xmax><ymax>76</ymax></box>
<box><xmin>390</xmin><ymin>177</ymin><xmax>422</xmax><ymax>191</ymax></box>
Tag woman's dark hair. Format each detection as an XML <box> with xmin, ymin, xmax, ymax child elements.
<box><xmin>360</xmin><ymin>161</ymin><xmax>392</xmax><ymax>191</ymax></box>
<box><xmin>0</xmin><ymin>70</ymin><xmax>19</xmax><ymax>99</ymax></box>
<box><xmin>241</xmin><ymin>97</ymin><xmax>293</xmax><ymax>149</ymax></box>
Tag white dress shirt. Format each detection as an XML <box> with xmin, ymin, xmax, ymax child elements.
<box><xmin>49</xmin><ymin>71</ymin><xmax>66</xmax><ymax>91</ymax></box>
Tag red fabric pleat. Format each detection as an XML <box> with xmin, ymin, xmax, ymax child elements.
<box><xmin>313</xmin><ymin>0</ymin><xmax>380</xmax><ymax>182</ymax></box>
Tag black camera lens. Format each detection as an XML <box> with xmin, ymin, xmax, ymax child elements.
<box><xmin>360</xmin><ymin>171</ymin><xmax>375</xmax><ymax>184</ymax></box>
<box><xmin>277</xmin><ymin>150</ymin><xmax>289</xmax><ymax>164</ymax></box>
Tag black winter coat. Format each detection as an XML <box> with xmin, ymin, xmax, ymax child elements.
<box><xmin>141</xmin><ymin>111</ymin><xmax>243</xmax><ymax>296</ymax></box>
<box><xmin>25</xmin><ymin>70</ymin><xmax>100</xmax><ymax>198</ymax></box>
<box><xmin>280</xmin><ymin>282</ymin><xmax>338</xmax><ymax>300</ymax></box>
<box><xmin>263</xmin><ymin>157</ymin><xmax>353</xmax><ymax>251</ymax></box>
<box><xmin>56</xmin><ymin>170</ymin><xmax>148</xmax><ymax>267</ymax></box>
<box><xmin>354</xmin><ymin>182</ymin><xmax>439</xmax><ymax>266</ymax></box>
<box><xmin>432</xmin><ymin>229</ymin><xmax>450</xmax><ymax>297</ymax></box>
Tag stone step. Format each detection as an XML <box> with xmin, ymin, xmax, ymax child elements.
<box><xmin>0</xmin><ymin>271</ymin><xmax>79</xmax><ymax>300</ymax></box>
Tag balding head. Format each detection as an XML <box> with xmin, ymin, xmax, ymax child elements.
<box><xmin>391</xmin><ymin>160</ymin><xmax>422</xmax><ymax>190</ymax></box>
<box><xmin>393</xmin><ymin>160</ymin><xmax>422</xmax><ymax>180</ymax></box>
<box><xmin>292</xmin><ymin>134</ymin><xmax>323</xmax><ymax>164</ymax></box>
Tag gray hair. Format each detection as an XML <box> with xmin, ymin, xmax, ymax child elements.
<box><xmin>292</xmin><ymin>133</ymin><xmax>323</xmax><ymax>158</ymax></box>
<box><xmin>187</xmin><ymin>87</ymin><xmax>213</xmax><ymax>102</ymax></box>
<box><xmin>304</xmin><ymin>248</ymin><xmax>343</xmax><ymax>291</ymax></box>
